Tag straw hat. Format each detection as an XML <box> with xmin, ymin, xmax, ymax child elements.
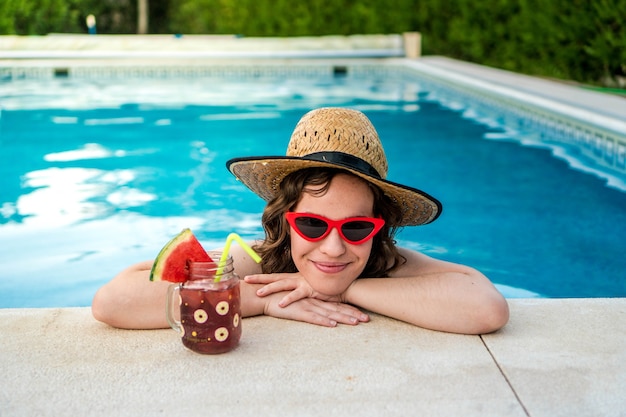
<box><xmin>226</xmin><ymin>107</ymin><xmax>441</xmax><ymax>226</ymax></box>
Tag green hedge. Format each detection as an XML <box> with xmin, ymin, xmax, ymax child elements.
<box><xmin>1</xmin><ymin>0</ymin><xmax>624</xmax><ymax>87</ymax></box>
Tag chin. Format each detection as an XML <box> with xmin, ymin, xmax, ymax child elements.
<box><xmin>308</xmin><ymin>276</ymin><xmax>353</xmax><ymax>297</ymax></box>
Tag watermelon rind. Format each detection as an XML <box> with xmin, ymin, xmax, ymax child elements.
<box><xmin>149</xmin><ymin>228</ymin><xmax>212</xmax><ymax>282</ymax></box>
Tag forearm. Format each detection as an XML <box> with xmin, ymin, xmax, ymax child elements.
<box><xmin>92</xmin><ymin>275</ymin><xmax>171</xmax><ymax>329</ymax></box>
<box><xmin>93</xmin><ymin>270</ymin><xmax>268</xmax><ymax>329</ymax></box>
<box><xmin>239</xmin><ymin>281</ymin><xmax>268</xmax><ymax>318</ymax></box>
<box><xmin>344</xmin><ymin>272</ymin><xmax>509</xmax><ymax>334</ymax></box>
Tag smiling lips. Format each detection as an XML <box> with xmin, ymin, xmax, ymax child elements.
<box><xmin>313</xmin><ymin>261</ymin><xmax>349</xmax><ymax>274</ymax></box>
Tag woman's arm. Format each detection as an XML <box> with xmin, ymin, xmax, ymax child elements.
<box><xmin>246</xmin><ymin>247</ymin><xmax>509</xmax><ymax>334</ymax></box>
<box><xmin>91</xmin><ymin>260</ymin><xmax>170</xmax><ymax>329</ymax></box>
<box><xmin>343</xmin><ymin>248</ymin><xmax>509</xmax><ymax>334</ymax></box>
<box><xmin>91</xmin><ymin>245</ymin><xmax>269</xmax><ymax>329</ymax></box>
<box><xmin>91</xmin><ymin>263</ymin><xmax>266</xmax><ymax>329</ymax></box>
<box><xmin>92</xmin><ymin>245</ymin><xmax>367</xmax><ymax>329</ymax></box>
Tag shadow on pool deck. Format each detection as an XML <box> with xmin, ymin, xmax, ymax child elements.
<box><xmin>1</xmin><ymin>299</ymin><xmax>624</xmax><ymax>416</ymax></box>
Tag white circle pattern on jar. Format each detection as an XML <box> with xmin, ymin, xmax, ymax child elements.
<box><xmin>216</xmin><ymin>301</ymin><xmax>229</xmax><ymax>316</ymax></box>
<box><xmin>194</xmin><ymin>309</ymin><xmax>208</xmax><ymax>324</ymax></box>
<box><xmin>215</xmin><ymin>327</ymin><xmax>229</xmax><ymax>342</ymax></box>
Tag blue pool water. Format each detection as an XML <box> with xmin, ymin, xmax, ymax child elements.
<box><xmin>1</xmin><ymin>75</ymin><xmax>625</xmax><ymax>307</ymax></box>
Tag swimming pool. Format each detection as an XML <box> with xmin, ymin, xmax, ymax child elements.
<box><xmin>1</xmin><ymin>63</ymin><xmax>625</xmax><ymax>307</ymax></box>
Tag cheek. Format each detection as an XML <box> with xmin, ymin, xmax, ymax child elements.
<box><xmin>288</xmin><ymin>230</ymin><xmax>310</xmax><ymax>261</ymax></box>
<box><xmin>353</xmin><ymin>241</ymin><xmax>374</xmax><ymax>266</ymax></box>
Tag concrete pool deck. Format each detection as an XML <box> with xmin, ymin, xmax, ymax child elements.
<box><xmin>1</xmin><ymin>35</ymin><xmax>625</xmax><ymax>416</ymax></box>
<box><xmin>1</xmin><ymin>299</ymin><xmax>625</xmax><ymax>416</ymax></box>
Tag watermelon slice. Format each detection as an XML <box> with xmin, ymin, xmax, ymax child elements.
<box><xmin>149</xmin><ymin>228</ymin><xmax>213</xmax><ymax>282</ymax></box>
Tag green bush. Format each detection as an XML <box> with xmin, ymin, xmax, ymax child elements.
<box><xmin>0</xmin><ymin>0</ymin><xmax>82</xmax><ymax>34</ymax></box>
<box><xmin>0</xmin><ymin>0</ymin><xmax>624</xmax><ymax>87</ymax></box>
<box><xmin>0</xmin><ymin>0</ymin><xmax>140</xmax><ymax>34</ymax></box>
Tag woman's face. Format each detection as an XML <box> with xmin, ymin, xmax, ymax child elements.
<box><xmin>289</xmin><ymin>173</ymin><xmax>375</xmax><ymax>296</ymax></box>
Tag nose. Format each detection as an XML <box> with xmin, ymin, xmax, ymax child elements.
<box><xmin>318</xmin><ymin>225</ymin><xmax>346</xmax><ymax>257</ymax></box>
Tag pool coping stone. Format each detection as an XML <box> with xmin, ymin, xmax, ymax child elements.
<box><xmin>1</xmin><ymin>298</ymin><xmax>624</xmax><ymax>417</ymax></box>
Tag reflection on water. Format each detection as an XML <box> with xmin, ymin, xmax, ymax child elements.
<box><xmin>18</xmin><ymin>166</ymin><xmax>156</xmax><ymax>226</ymax></box>
<box><xmin>44</xmin><ymin>143</ymin><xmax>129</xmax><ymax>161</ymax></box>
<box><xmin>10</xmin><ymin>140</ymin><xmax>164</xmax><ymax>228</ymax></box>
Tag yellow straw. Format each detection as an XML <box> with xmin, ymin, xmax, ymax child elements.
<box><xmin>215</xmin><ymin>233</ymin><xmax>261</xmax><ymax>282</ymax></box>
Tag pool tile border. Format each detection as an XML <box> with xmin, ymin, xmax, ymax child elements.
<box><xmin>390</xmin><ymin>61</ymin><xmax>626</xmax><ymax>180</ymax></box>
<box><xmin>0</xmin><ymin>62</ymin><xmax>338</xmax><ymax>81</ymax></box>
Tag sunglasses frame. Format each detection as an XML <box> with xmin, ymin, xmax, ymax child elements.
<box><xmin>285</xmin><ymin>212</ymin><xmax>385</xmax><ymax>245</ymax></box>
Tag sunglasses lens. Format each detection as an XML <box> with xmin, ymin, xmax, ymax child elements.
<box><xmin>341</xmin><ymin>221</ymin><xmax>376</xmax><ymax>242</ymax></box>
<box><xmin>294</xmin><ymin>216</ymin><xmax>329</xmax><ymax>239</ymax></box>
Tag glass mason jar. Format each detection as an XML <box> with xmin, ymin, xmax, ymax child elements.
<box><xmin>166</xmin><ymin>252</ymin><xmax>242</xmax><ymax>354</ymax></box>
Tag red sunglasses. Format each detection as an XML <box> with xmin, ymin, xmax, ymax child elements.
<box><xmin>285</xmin><ymin>212</ymin><xmax>385</xmax><ymax>245</ymax></box>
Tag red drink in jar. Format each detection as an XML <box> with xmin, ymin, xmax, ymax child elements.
<box><xmin>167</xmin><ymin>254</ymin><xmax>242</xmax><ymax>354</ymax></box>
<box><xmin>178</xmin><ymin>280</ymin><xmax>241</xmax><ymax>354</ymax></box>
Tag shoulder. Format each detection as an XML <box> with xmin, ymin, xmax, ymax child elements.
<box><xmin>390</xmin><ymin>246</ymin><xmax>477</xmax><ymax>277</ymax></box>
<box><xmin>224</xmin><ymin>241</ymin><xmax>263</xmax><ymax>277</ymax></box>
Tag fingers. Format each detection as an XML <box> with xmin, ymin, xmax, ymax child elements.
<box><xmin>244</xmin><ymin>273</ymin><xmax>289</xmax><ymax>285</ymax></box>
<box><xmin>305</xmin><ymin>307</ymin><xmax>368</xmax><ymax>327</ymax></box>
<box><xmin>254</xmin><ymin>280</ymin><xmax>299</xmax><ymax>298</ymax></box>
<box><xmin>311</xmin><ymin>300</ymin><xmax>369</xmax><ymax>326</ymax></box>
<box><xmin>245</xmin><ymin>274</ymin><xmax>305</xmax><ymax>300</ymax></box>
<box><xmin>280</xmin><ymin>299</ymin><xmax>369</xmax><ymax>327</ymax></box>
<box><xmin>247</xmin><ymin>274</ymin><xmax>370</xmax><ymax>327</ymax></box>
<box><xmin>277</xmin><ymin>287</ymin><xmax>312</xmax><ymax>307</ymax></box>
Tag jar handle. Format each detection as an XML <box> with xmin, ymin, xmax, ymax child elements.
<box><xmin>166</xmin><ymin>284</ymin><xmax>182</xmax><ymax>333</ymax></box>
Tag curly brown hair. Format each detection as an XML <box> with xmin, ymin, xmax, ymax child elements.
<box><xmin>253</xmin><ymin>168</ymin><xmax>406</xmax><ymax>278</ymax></box>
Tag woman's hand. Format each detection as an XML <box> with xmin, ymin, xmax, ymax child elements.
<box><xmin>246</xmin><ymin>272</ymin><xmax>347</xmax><ymax>306</ymax></box>
<box><xmin>262</xmin><ymin>291</ymin><xmax>369</xmax><ymax>327</ymax></box>
<box><xmin>244</xmin><ymin>272</ymin><xmax>369</xmax><ymax>326</ymax></box>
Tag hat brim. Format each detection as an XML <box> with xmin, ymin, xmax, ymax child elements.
<box><xmin>227</xmin><ymin>156</ymin><xmax>442</xmax><ymax>226</ymax></box>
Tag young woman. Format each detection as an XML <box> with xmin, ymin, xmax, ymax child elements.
<box><xmin>92</xmin><ymin>108</ymin><xmax>509</xmax><ymax>334</ymax></box>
